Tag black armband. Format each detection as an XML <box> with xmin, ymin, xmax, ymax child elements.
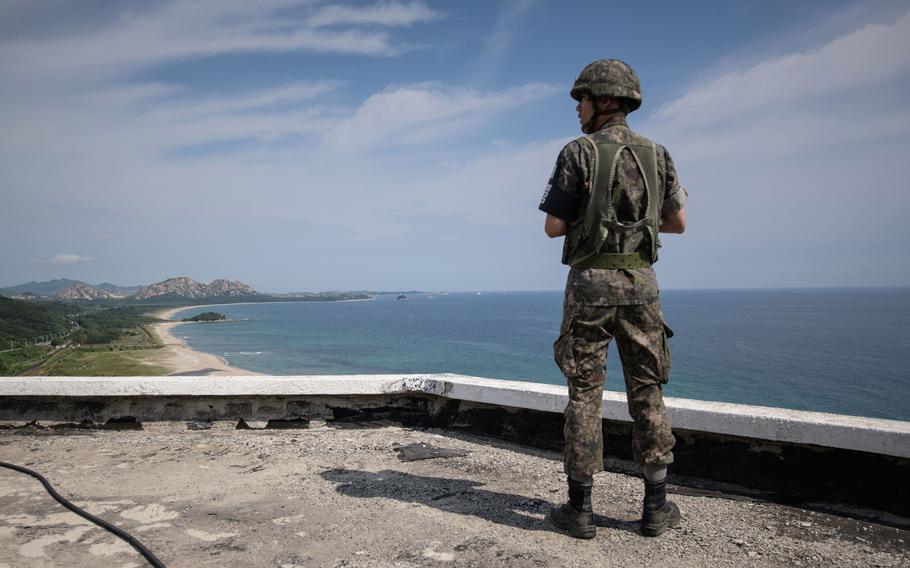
<box><xmin>539</xmin><ymin>184</ymin><xmax>580</xmax><ymax>222</ymax></box>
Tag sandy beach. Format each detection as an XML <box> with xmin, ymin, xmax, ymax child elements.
<box><xmin>143</xmin><ymin>306</ymin><xmax>261</xmax><ymax>376</ymax></box>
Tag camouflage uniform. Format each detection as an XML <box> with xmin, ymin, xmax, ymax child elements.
<box><xmin>541</xmin><ymin>115</ymin><xmax>687</xmax><ymax>479</ymax></box>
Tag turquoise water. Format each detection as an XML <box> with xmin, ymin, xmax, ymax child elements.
<box><xmin>171</xmin><ymin>288</ymin><xmax>910</xmax><ymax>421</ymax></box>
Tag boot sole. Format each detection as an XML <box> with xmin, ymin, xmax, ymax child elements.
<box><xmin>640</xmin><ymin>511</ymin><xmax>681</xmax><ymax>537</ymax></box>
<box><xmin>549</xmin><ymin>514</ymin><xmax>596</xmax><ymax>539</ymax></box>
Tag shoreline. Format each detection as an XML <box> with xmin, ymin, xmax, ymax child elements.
<box><xmin>139</xmin><ymin>298</ymin><xmax>374</xmax><ymax>377</ymax></box>
<box><xmin>143</xmin><ymin>306</ymin><xmax>262</xmax><ymax>377</ymax></box>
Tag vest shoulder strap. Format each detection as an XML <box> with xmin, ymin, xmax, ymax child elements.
<box><xmin>576</xmin><ymin>136</ymin><xmax>661</xmax><ymax>265</ymax></box>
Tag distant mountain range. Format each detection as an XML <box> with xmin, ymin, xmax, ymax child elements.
<box><xmin>57</xmin><ymin>283</ymin><xmax>119</xmax><ymax>300</ymax></box>
<box><xmin>97</xmin><ymin>282</ymin><xmax>143</xmax><ymax>296</ymax></box>
<box><xmin>1</xmin><ymin>279</ymin><xmax>96</xmax><ymax>297</ymax></box>
<box><xmin>0</xmin><ymin>277</ymin><xmax>260</xmax><ymax>302</ymax></box>
<box><xmin>132</xmin><ymin>277</ymin><xmax>257</xmax><ymax>300</ymax></box>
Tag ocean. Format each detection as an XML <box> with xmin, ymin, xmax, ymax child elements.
<box><xmin>170</xmin><ymin>288</ymin><xmax>910</xmax><ymax>421</ymax></box>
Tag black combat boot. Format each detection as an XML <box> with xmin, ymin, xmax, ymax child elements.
<box><xmin>549</xmin><ymin>477</ymin><xmax>595</xmax><ymax>539</ymax></box>
<box><xmin>641</xmin><ymin>477</ymin><xmax>681</xmax><ymax>537</ymax></box>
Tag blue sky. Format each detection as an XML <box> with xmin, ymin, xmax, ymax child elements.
<box><xmin>1</xmin><ymin>0</ymin><xmax>908</xmax><ymax>292</ymax></box>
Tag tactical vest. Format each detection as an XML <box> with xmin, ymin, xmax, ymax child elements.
<box><xmin>566</xmin><ymin>133</ymin><xmax>661</xmax><ymax>270</ymax></box>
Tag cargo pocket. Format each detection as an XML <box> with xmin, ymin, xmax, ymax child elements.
<box><xmin>659</xmin><ymin>322</ymin><xmax>673</xmax><ymax>383</ymax></box>
<box><xmin>553</xmin><ymin>317</ymin><xmax>577</xmax><ymax>378</ymax></box>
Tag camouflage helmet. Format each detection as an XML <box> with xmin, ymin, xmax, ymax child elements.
<box><xmin>570</xmin><ymin>59</ymin><xmax>642</xmax><ymax>112</ymax></box>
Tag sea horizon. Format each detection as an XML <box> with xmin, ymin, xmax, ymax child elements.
<box><xmin>166</xmin><ymin>288</ymin><xmax>910</xmax><ymax>422</ymax></box>
<box><xmin>253</xmin><ymin>285</ymin><xmax>910</xmax><ymax>294</ymax></box>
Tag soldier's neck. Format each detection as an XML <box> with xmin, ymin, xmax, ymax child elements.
<box><xmin>584</xmin><ymin>113</ymin><xmax>626</xmax><ymax>134</ymax></box>
<box><xmin>595</xmin><ymin>112</ymin><xmax>625</xmax><ymax>130</ymax></box>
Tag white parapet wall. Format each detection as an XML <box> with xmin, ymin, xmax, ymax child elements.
<box><xmin>2</xmin><ymin>374</ymin><xmax>909</xmax><ymax>459</ymax></box>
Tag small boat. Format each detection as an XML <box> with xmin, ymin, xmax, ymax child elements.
<box><xmin>397</xmin><ymin>294</ymin><xmax>408</xmax><ymax>301</ymax></box>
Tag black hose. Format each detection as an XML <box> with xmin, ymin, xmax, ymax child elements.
<box><xmin>0</xmin><ymin>460</ymin><xmax>166</xmax><ymax>568</ymax></box>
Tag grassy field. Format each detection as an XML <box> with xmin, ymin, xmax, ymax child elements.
<box><xmin>0</xmin><ymin>346</ymin><xmax>54</xmax><ymax>375</ymax></box>
<box><xmin>33</xmin><ymin>346</ymin><xmax>171</xmax><ymax>376</ymax></box>
<box><xmin>114</xmin><ymin>325</ymin><xmax>158</xmax><ymax>347</ymax></box>
<box><xmin>19</xmin><ymin>325</ymin><xmax>170</xmax><ymax>376</ymax></box>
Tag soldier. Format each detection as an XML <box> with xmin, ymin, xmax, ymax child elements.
<box><xmin>538</xmin><ymin>59</ymin><xmax>688</xmax><ymax>539</ymax></box>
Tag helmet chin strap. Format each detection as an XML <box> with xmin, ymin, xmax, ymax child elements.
<box><xmin>584</xmin><ymin>99</ymin><xmax>623</xmax><ymax>133</ymax></box>
<box><xmin>582</xmin><ymin>114</ymin><xmax>598</xmax><ymax>134</ymax></box>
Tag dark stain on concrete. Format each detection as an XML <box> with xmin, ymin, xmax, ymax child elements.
<box><xmin>395</xmin><ymin>442</ymin><xmax>469</xmax><ymax>461</ymax></box>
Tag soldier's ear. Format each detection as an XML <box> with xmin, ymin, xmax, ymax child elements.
<box><xmin>596</xmin><ymin>97</ymin><xmax>613</xmax><ymax>112</ymax></box>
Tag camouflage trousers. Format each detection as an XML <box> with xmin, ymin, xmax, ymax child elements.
<box><xmin>554</xmin><ymin>299</ymin><xmax>675</xmax><ymax>479</ymax></box>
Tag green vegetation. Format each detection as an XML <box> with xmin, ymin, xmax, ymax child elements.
<box><xmin>121</xmin><ymin>292</ymin><xmax>371</xmax><ymax>306</ymax></box>
<box><xmin>116</xmin><ymin>326</ymin><xmax>158</xmax><ymax>346</ymax></box>
<box><xmin>19</xmin><ymin>324</ymin><xmax>165</xmax><ymax>376</ymax></box>
<box><xmin>0</xmin><ymin>296</ymin><xmax>165</xmax><ymax>375</ymax></box>
<box><xmin>71</xmin><ymin>306</ymin><xmax>158</xmax><ymax>345</ymax></box>
<box><xmin>33</xmin><ymin>345</ymin><xmax>169</xmax><ymax>376</ymax></box>
<box><xmin>1</xmin><ymin>287</ymin><xmax>372</xmax><ymax>376</ymax></box>
<box><xmin>182</xmin><ymin>311</ymin><xmax>227</xmax><ymax>322</ymax></box>
<box><xmin>0</xmin><ymin>279</ymin><xmax>85</xmax><ymax>297</ymax></box>
<box><xmin>0</xmin><ymin>345</ymin><xmax>54</xmax><ymax>375</ymax></box>
<box><xmin>295</xmin><ymin>292</ymin><xmax>372</xmax><ymax>302</ymax></box>
<box><xmin>0</xmin><ymin>296</ymin><xmax>72</xmax><ymax>348</ymax></box>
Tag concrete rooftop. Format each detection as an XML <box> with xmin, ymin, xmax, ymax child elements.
<box><xmin>1</xmin><ymin>422</ymin><xmax>908</xmax><ymax>568</ymax></box>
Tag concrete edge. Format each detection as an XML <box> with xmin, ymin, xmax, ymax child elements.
<box><xmin>2</xmin><ymin>374</ymin><xmax>908</xmax><ymax>458</ymax></box>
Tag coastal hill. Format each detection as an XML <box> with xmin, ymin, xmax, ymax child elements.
<box><xmin>182</xmin><ymin>311</ymin><xmax>227</xmax><ymax>322</ymax></box>
<box><xmin>132</xmin><ymin>277</ymin><xmax>257</xmax><ymax>300</ymax></box>
<box><xmin>1</xmin><ymin>279</ymin><xmax>138</xmax><ymax>300</ymax></box>
<box><xmin>96</xmin><ymin>282</ymin><xmax>142</xmax><ymax>296</ymax></box>
<box><xmin>56</xmin><ymin>283</ymin><xmax>118</xmax><ymax>301</ymax></box>
<box><xmin>1</xmin><ymin>279</ymin><xmax>87</xmax><ymax>297</ymax></box>
<box><xmin>0</xmin><ymin>280</ymin><xmax>364</xmax><ymax>375</ymax></box>
<box><xmin>1</xmin><ymin>277</ymin><xmax>371</xmax><ymax>307</ymax></box>
<box><xmin>1</xmin><ymin>277</ymin><xmax>259</xmax><ymax>302</ymax></box>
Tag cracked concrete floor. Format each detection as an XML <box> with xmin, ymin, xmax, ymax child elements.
<box><xmin>0</xmin><ymin>422</ymin><xmax>908</xmax><ymax>568</ymax></box>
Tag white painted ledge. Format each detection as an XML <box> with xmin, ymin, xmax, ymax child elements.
<box><xmin>2</xmin><ymin>374</ymin><xmax>908</xmax><ymax>458</ymax></box>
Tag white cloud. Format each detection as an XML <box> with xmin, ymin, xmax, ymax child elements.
<box><xmin>0</xmin><ymin>1</ymin><xmax>554</xmax><ymax>244</ymax></box>
<box><xmin>405</xmin><ymin>138</ymin><xmax>565</xmax><ymax>226</ymax></box>
<box><xmin>477</xmin><ymin>0</ymin><xmax>536</xmax><ymax>79</ymax></box>
<box><xmin>83</xmin><ymin>232</ymin><xmax>119</xmax><ymax>242</ymax></box>
<box><xmin>6</xmin><ymin>3</ymin><xmax>905</xmax><ymax>289</ymax></box>
<box><xmin>307</xmin><ymin>1</ymin><xmax>439</xmax><ymax>28</ymax></box>
<box><xmin>651</xmin><ymin>105</ymin><xmax>910</xmax><ymax>165</ymax></box>
<box><xmin>0</xmin><ymin>2</ymin><xmax>444</xmax><ymax>181</ymax></box>
<box><xmin>644</xmin><ymin>9</ymin><xmax>910</xmax><ymax>167</ymax></box>
<box><xmin>0</xmin><ymin>1</ymin><xmax>439</xmax><ymax>83</ymax></box>
<box><xmin>0</xmin><ymin>70</ymin><xmax>561</xmax><ymax>245</ymax></box>
<box><xmin>123</xmin><ymin>82</ymin><xmax>346</xmax><ymax>137</ymax></box>
<box><xmin>78</xmin><ymin>82</ymin><xmax>187</xmax><ymax>107</ymax></box>
<box><xmin>81</xmin><ymin>80</ymin><xmax>342</xmax><ymax>118</ymax></box>
<box><xmin>635</xmin><ymin>9</ymin><xmax>910</xmax><ymax>288</ymax></box>
<box><xmin>327</xmin><ymin>83</ymin><xmax>557</xmax><ymax>150</ymax></box>
<box><xmin>654</xmin><ymin>11</ymin><xmax>910</xmax><ymax>128</ymax></box>
<box><xmin>52</xmin><ymin>254</ymin><xmax>94</xmax><ymax>265</ymax></box>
